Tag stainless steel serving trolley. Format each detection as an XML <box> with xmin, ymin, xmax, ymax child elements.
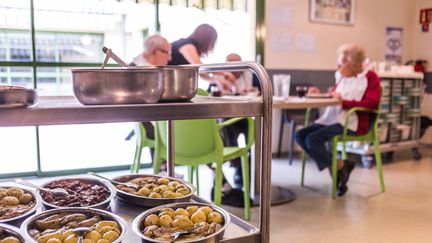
<box><xmin>0</xmin><ymin>62</ymin><xmax>273</xmax><ymax>243</ymax></box>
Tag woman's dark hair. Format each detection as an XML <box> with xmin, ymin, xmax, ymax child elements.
<box><xmin>188</xmin><ymin>24</ymin><xmax>217</xmax><ymax>56</ymax></box>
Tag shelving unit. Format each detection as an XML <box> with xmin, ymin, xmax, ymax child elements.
<box><xmin>342</xmin><ymin>71</ymin><xmax>424</xmax><ymax>165</ymax></box>
<box><xmin>0</xmin><ymin>62</ymin><xmax>273</xmax><ymax>243</ymax></box>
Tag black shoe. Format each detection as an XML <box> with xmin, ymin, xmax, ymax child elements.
<box><xmin>211</xmin><ymin>187</ymin><xmax>247</xmax><ymax>207</ymax></box>
<box><xmin>233</xmin><ymin>167</ymin><xmax>243</xmax><ymax>189</ymax></box>
<box><xmin>337</xmin><ymin>184</ymin><xmax>348</xmax><ymax>197</ymax></box>
<box><xmin>338</xmin><ymin>161</ymin><xmax>355</xmax><ymax>195</ymax></box>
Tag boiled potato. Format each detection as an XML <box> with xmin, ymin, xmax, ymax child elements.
<box><xmin>0</xmin><ymin>196</ymin><xmax>19</xmax><ymax>206</ymax></box>
<box><xmin>0</xmin><ymin>237</ymin><xmax>21</xmax><ymax>243</ymax></box>
<box><xmin>198</xmin><ymin>206</ymin><xmax>213</xmax><ymax>216</ymax></box>
<box><xmin>158</xmin><ymin>210</ymin><xmax>175</xmax><ymax>219</ymax></box>
<box><xmin>6</xmin><ymin>187</ymin><xmax>24</xmax><ymax>198</ymax></box>
<box><xmin>102</xmin><ymin>231</ymin><xmax>119</xmax><ymax>241</ymax></box>
<box><xmin>120</xmin><ymin>187</ymin><xmax>136</xmax><ymax>194</ymax></box>
<box><xmin>0</xmin><ymin>191</ymin><xmax>6</xmax><ymax>200</ymax></box>
<box><xmin>83</xmin><ymin>239</ymin><xmax>95</xmax><ymax>243</ymax></box>
<box><xmin>160</xmin><ymin>207</ymin><xmax>174</xmax><ymax>212</ymax></box>
<box><xmin>176</xmin><ymin>187</ymin><xmax>190</xmax><ymax>195</ymax></box>
<box><xmin>151</xmin><ymin>187</ymin><xmax>161</xmax><ymax>193</ymax></box>
<box><xmin>64</xmin><ymin>234</ymin><xmax>79</xmax><ymax>243</ymax></box>
<box><xmin>172</xmin><ymin>215</ymin><xmax>193</xmax><ymax>228</ymax></box>
<box><xmin>94</xmin><ymin>221</ymin><xmax>118</xmax><ymax>231</ymax></box>
<box><xmin>61</xmin><ymin>229</ymin><xmax>75</xmax><ymax>240</ymax></box>
<box><xmin>186</xmin><ymin>206</ymin><xmax>199</xmax><ymax>215</ymax></box>
<box><xmin>0</xmin><ymin>187</ymin><xmax>6</xmax><ymax>193</ymax></box>
<box><xmin>207</xmin><ymin>212</ymin><xmax>223</xmax><ymax>224</ymax></box>
<box><xmin>96</xmin><ymin>240</ymin><xmax>110</xmax><ymax>243</ymax></box>
<box><xmin>137</xmin><ymin>187</ymin><xmax>150</xmax><ymax>196</ymax></box>
<box><xmin>191</xmin><ymin>211</ymin><xmax>207</xmax><ymax>224</ymax></box>
<box><xmin>46</xmin><ymin>239</ymin><xmax>62</xmax><ymax>243</ymax></box>
<box><xmin>159</xmin><ymin>214</ymin><xmax>173</xmax><ymax>227</ymax></box>
<box><xmin>144</xmin><ymin>214</ymin><xmax>159</xmax><ymax>226</ymax></box>
<box><xmin>171</xmin><ymin>192</ymin><xmax>184</xmax><ymax>198</ymax></box>
<box><xmin>174</xmin><ymin>208</ymin><xmax>189</xmax><ymax>217</ymax></box>
<box><xmin>158</xmin><ymin>185</ymin><xmax>169</xmax><ymax>192</ymax></box>
<box><xmin>148</xmin><ymin>192</ymin><xmax>162</xmax><ymax>198</ymax></box>
<box><xmin>85</xmin><ymin>231</ymin><xmax>102</xmax><ymax>241</ymax></box>
<box><xmin>19</xmin><ymin>193</ymin><xmax>33</xmax><ymax>204</ymax></box>
<box><xmin>162</xmin><ymin>191</ymin><xmax>176</xmax><ymax>199</ymax></box>
<box><xmin>157</xmin><ymin>177</ymin><xmax>170</xmax><ymax>185</ymax></box>
<box><xmin>98</xmin><ymin>226</ymin><xmax>120</xmax><ymax>236</ymax></box>
<box><xmin>36</xmin><ymin>231</ymin><xmax>62</xmax><ymax>243</ymax></box>
<box><xmin>167</xmin><ymin>181</ymin><xmax>179</xmax><ymax>188</ymax></box>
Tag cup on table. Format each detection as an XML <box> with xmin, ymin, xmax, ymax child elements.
<box><xmin>296</xmin><ymin>86</ymin><xmax>308</xmax><ymax>97</ymax></box>
<box><xmin>273</xmin><ymin>74</ymin><xmax>291</xmax><ymax>97</ymax></box>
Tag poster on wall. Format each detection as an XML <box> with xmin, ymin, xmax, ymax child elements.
<box><xmin>309</xmin><ymin>0</ymin><xmax>355</xmax><ymax>25</ymax></box>
<box><xmin>385</xmin><ymin>27</ymin><xmax>403</xmax><ymax>64</ymax></box>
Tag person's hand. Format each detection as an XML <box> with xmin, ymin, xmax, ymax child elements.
<box><xmin>308</xmin><ymin>86</ymin><xmax>321</xmax><ymax>94</ymax></box>
<box><xmin>217</xmin><ymin>78</ymin><xmax>234</xmax><ymax>92</ymax></box>
<box><xmin>330</xmin><ymin>91</ymin><xmax>342</xmax><ymax>101</ymax></box>
<box><xmin>223</xmin><ymin>72</ymin><xmax>237</xmax><ymax>84</ymax></box>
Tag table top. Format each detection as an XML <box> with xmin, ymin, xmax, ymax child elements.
<box><xmin>272</xmin><ymin>96</ymin><xmax>340</xmax><ymax>109</ymax></box>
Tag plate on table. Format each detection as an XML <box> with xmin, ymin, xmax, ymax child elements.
<box><xmin>306</xmin><ymin>93</ymin><xmax>332</xmax><ymax>99</ymax></box>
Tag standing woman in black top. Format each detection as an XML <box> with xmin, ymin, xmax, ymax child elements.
<box><xmin>168</xmin><ymin>24</ymin><xmax>235</xmax><ymax>90</ymax></box>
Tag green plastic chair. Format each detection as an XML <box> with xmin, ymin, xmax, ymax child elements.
<box><xmin>300</xmin><ymin>107</ymin><xmax>385</xmax><ymax>199</ymax></box>
<box><xmin>153</xmin><ymin>117</ymin><xmax>254</xmax><ymax>220</ymax></box>
<box><xmin>130</xmin><ymin>122</ymin><xmax>155</xmax><ymax>173</ymax></box>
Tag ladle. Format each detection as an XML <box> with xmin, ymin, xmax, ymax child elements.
<box><xmin>101</xmin><ymin>46</ymin><xmax>128</xmax><ymax>68</ymax></box>
<box><xmin>87</xmin><ymin>172</ymin><xmax>139</xmax><ymax>190</ymax></box>
<box><xmin>73</xmin><ymin>227</ymin><xmax>91</xmax><ymax>243</ymax></box>
<box><xmin>13</xmin><ymin>178</ymin><xmax>69</xmax><ymax>197</ymax></box>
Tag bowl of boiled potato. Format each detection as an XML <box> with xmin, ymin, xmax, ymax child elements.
<box><xmin>0</xmin><ymin>186</ymin><xmax>40</xmax><ymax>226</ymax></box>
<box><xmin>132</xmin><ymin>202</ymin><xmax>230</xmax><ymax>242</ymax></box>
<box><xmin>0</xmin><ymin>223</ymin><xmax>25</xmax><ymax>243</ymax></box>
<box><xmin>111</xmin><ymin>175</ymin><xmax>195</xmax><ymax>207</ymax></box>
<box><xmin>20</xmin><ymin>207</ymin><xmax>127</xmax><ymax>243</ymax></box>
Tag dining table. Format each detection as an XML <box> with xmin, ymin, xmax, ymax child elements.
<box><xmin>251</xmin><ymin>95</ymin><xmax>341</xmax><ymax>205</ymax></box>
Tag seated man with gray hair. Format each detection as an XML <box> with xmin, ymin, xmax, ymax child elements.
<box><xmin>130</xmin><ymin>34</ymin><xmax>172</xmax><ymax>66</ymax></box>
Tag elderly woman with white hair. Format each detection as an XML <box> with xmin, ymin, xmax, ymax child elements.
<box><xmin>295</xmin><ymin>44</ymin><xmax>381</xmax><ymax>196</ymax></box>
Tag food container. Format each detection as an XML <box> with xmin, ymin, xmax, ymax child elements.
<box><xmin>39</xmin><ymin>177</ymin><xmax>116</xmax><ymax>210</ymax></box>
<box><xmin>111</xmin><ymin>174</ymin><xmax>195</xmax><ymax>207</ymax></box>
<box><xmin>0</xmin><ymin>85</ymin><xmax>37</xmax><ymax>108</ymax></box>
<box><xmin>72</xmin><ymin>68</ymin><xmax>163</xmax><ymax>105</ymax></box>
<box><xmin>71</xmin><ymin>65</ymin><xmax>199</xmax><ymax>105</ymax></box>
<box><xmin>20</xmin><ymin>207</ymin><xmax>127</xmax><ymax>243</ymax></box>
<box><xmin>132</xmin><ymin>202</ymin><xmax>230</xmax><ymax>243</ymax></box>
<box><xmin>0</xmin><ymin>186</ymin><xmax>41</xmax><ymax>226</ymax></box>
<box><xmin>0</xmin><ymin>223</ymin><xmax>25</xmax><ymax>242</ymax></box>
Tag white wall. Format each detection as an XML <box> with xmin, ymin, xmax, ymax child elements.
<box><xmin>265</xmin><ymin>0</ymin><xmax>418</xmax><ymax>70</ymax></box>
<box><xmin>414</xmin><ymin>0</ymin><xmax>432</xmax><ymax>66</ymax></box>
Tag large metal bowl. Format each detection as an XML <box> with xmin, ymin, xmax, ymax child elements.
<box><xmin>0</xmin><ymin>186</ymin><xmax>41</xmax><ymax>226</ymax></box>
<box><xmin>0</xmin><ymin>85</ymin><xmax>37</xmax><ymax>108</ymax></box>
<box><xmin>112</xmin><ymin>174</ymin><xmax>195</xmax><ymax>207</ymax></box>
<box><xmin>157</xmin><ymin>65</ymin><xmax>198</xmax><ymax>101</ymax></box>
<box><xmin>20</xmin><ymin>207</ymin><xmax>128</xmax><ymax>243</ymax></box>
<box><xmin>0</xmin><ymin>223</ymin><xmax>25</xmax><ymax>242</ymax></box>
<box><xmin>132</xmin><ymin>202</ymin><xmax>230</xmax><ymax>243</ymax></box>
<box><xmin>39</xmin><ymin>176</ymin><xmax>116</xmax><ymax>210</ymax></box>
<box><xmin>72</xmin><ymin>68</ymin><xmax>163</xmax><ymax>105</ymax></box>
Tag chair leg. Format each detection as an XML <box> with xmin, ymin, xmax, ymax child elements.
<box><xmin>374</xmin><ymin>139</ymin><xmax>385</xmax><ymax>193</ymax></box>
<box><xmin>288</xmin><ymin>121</ymin><xmax>296</xmax><ymax>165</ymax></box>
<box><xmin>277</xmin><ymin>113</ymin><xmax>285</xmax><ymax>157</ymax></box>
<box><xmin>132</xmin><ymin>145</ymin><xmax>142</xmax><ymax>173</ymax></box>
<box><xmin>241</xmin><ymin>153</ymin><xmax>251</xmax><ymax>220</ymax></box>
<box><xmin>195</xmin><ymin>164</ymin><xmax>200</xmax><ymax>195</ymax></box>
<box><xmin>331</xmin><ymin>138</ymin><xmax>338</xmax><ymax>199</ymax></box>
<box><xmin>187</xmin><ymin>166</ymin><xmax>194</xmax><ymax>184</ymax></box>
<box><xmin>213</xmin><ymin>163</ymin><xmax>223</xmax><ymax>206</ymax></box>
<box><xmin>300</xmin><ymin>152</ymin><xmax>307</xmax><ymax>186</ymax></box>
<box><xmin>153</xmin><ymin>151</ymin><xmax>162</xmax><ymax>175</ymax></box>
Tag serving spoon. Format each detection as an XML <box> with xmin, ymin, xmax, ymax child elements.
<box><xmin>171</xmin><ymin>229</ymin><xmax>194</xmax><ymax>242</ymax></box>
<box><xmin>87</xmin><ymin>172</ymin><xmax>139</xmax><ymax>190</ymax></box>
<box><xmin>13</xmin><ymin>178</ymin><xmax>69</xmax><ymax>197</ymax></box>
<box><xmin>73</xmin><ymin>227</ymin><xmax>91</xmax><ymax>243</ymax></box>
<box><xmin>101</xmin><ymin>46</ymin><xmax>128</xmax><ymax>68</ymax></box>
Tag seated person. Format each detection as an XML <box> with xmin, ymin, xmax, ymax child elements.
<box><xmin>295</xmin><ymin>44</ymin><xmax>381</xmax><ymax>196</ymax></box>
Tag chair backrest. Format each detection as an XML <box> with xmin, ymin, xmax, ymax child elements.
<box><xmin>155</xmin><ymin>119</ymin><xmax>223</xmax><ymax>157</ymax></box>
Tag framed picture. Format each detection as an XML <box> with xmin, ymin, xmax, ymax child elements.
<box><xmin>310</xmin><ymin>0</ymin><xmax>355</xmax><ymax>25</ymax></box>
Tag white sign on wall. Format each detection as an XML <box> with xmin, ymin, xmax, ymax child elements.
<box><xmin>385</xmin><ymin>27</ymin><xmax>403</xmax><ymax>63</ymax></box>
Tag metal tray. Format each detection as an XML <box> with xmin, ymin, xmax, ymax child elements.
<box><xmin>0</xmin><ymin>85</ymin><xmax>37</xmax><ymax>108</ymax></box>
<box><xmin>0</xmin><ymin>186</ymin><xmax>41</xmax><ymax>226</ymax></box>
<box><xmin>111</xmin><ymin>174</ymin><xmax>195</xmax><ymax>207</ymax></box>
<box><xmin>0</xmin><ymin>223</ymin><xmax>25</xmax><ymax>242</ymax></box>
<box><xmin>20</xmin><ymin>207</ymin><xmax>128</xmax><ymax>243</ymax></box>
<box><xmin>39</xmin><ymin>176</ymin><xmax>116</xmax><ymax>210</ymax></box>
<box><xmin>132</xmin><ymin>202</ymin><xmax>230</xmax><ymax>243</ymax></box>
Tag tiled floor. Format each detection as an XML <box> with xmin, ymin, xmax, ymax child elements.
<box><xmin>2</xmin><ymin>147</ymin><xmax>432</xmax><ymax>242</ymax></box>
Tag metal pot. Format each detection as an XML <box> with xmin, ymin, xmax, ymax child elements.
<box><xmin>0</xmin><ymin>186</ymin><xmax>41</xmax><ymax>226</ymax></box>
<box><xmin>38</xmin><ymin>176</ymin><xmax>116</xmax><ymax>210</ymax></box>
<box><xmin>72</xmin><ymin>68</ymin><xmax>163</xmax><ymax>105</ymax></box>
<box><xmin>132</xmin><ymin>202</ymin><xmax>230</xmax><ymax>243</ymax></box>
<box><xmin>111</xmin><ymin>174</ymin><xmax>195</xmax><ymax>207</ymax></box>
<box><xmin>0</xmin><ymin>223</ymin><xmax>25</xmax><ymax>242</ymax></box>
<box><xmin>0</xmin><ymin>85</ymin><xmax>37</xmax><ymax>108</ymax></box>
<box><xmin>20</xmin><ymin>207</ymin><xmax>128</xmax><ymax>243</ymax></box>
<box><xmin>156</xmin><ymin>65</ymin><xmax>198</xmax><ymax>101</ymax></box>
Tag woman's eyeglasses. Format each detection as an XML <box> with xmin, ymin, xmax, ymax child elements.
<box><xmin>156</xmin><ymin>48</ymin><xmax>171</xmax><ymax>56</ymax></box>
